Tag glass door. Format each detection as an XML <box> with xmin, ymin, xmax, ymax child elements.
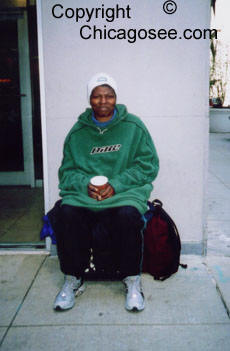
<box><xmin>0</xmin><ymin>7</ymin><xmax>45</xmax><ymax>249</ymax></box>
<box><xmin>0</xmin><ymin>11</ymin><xmax>34</xmax><ymax>186</ymax></box>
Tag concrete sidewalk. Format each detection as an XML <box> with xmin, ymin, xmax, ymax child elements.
<box><xmin>0</xmin><ymin>133</ymin><xmax>230</xmax><ymax>350</ymax></box>
<box><xmin>206</xmin><ymin>133</ymin><xmax>230</xmax><ymax>257</ymax></box>
<box><xmin>0</xmin><ymin>254</ymin><xmax>230</xmax><ymax>350</ymax></box>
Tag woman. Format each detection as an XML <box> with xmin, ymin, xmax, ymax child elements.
<box><xmin>54</xmin><ymin>73</ymin><xmax>159</xmax><ymax>312</ymax></box>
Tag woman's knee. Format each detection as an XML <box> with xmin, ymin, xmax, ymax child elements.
<box><xmin>60</xmin><ymin>204</ymin><xmax>92</xmax><ymax>223</ymax></box>
<box><xmin>60</xmin><ymin>204</ymin><xmax>78</xmax><ymax>219</ymax></box>
<box><xmin>115</xmin><ymin>206</ymin><xmax>144</xmax><ymax>229</ymax></box>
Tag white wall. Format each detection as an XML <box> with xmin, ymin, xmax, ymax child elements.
<box><xmin>37</xmin><ymin>0</ymin><xmax>210</xmax><ymax>253</ymax></box>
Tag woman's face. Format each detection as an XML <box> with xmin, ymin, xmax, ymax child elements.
<box><xmin>90</xmin><ymin>85</ymin><xmax>116</xmax><ymax>119</ymax></box>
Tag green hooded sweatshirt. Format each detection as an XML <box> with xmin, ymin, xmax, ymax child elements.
<box><xmin>59</xmin><ymin>104</ymin><xmax>159</xmax><ymax>215</ymax></box>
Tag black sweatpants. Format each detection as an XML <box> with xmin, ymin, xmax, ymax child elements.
<box><xmin>55</xmin><ymin>204</ymin><xmax>144</xmax><ymax>279</ymax></box>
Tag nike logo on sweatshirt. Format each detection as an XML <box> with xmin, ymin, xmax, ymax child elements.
<box><xmin>90</xmin><ymin>144</ymin><xmax>122</xmax><ymax>155</ymax></box>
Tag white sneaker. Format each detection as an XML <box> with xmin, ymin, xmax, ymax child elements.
<box><xmin>123</xmin><ymin>275</ymin><xmax>145</xmax><ymax>312</ymax></box>
<box><xmin>53</xmin><ymin>275</ymin><xmax>85</xmax><ymax>311</ymax></box>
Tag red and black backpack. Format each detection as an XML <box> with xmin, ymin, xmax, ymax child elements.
<box><xmin>142</xmin><ymin>199</ymin><xmax>187</xmax><ymax>281</ymax></box>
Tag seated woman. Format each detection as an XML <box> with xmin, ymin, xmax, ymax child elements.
<box><xmin>54</xmin><ymin>73</ymin><xmax>159</xmax><ymax>312</ymax></box>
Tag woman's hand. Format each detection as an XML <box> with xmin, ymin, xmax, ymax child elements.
<box><xmin>88</xmin><ymin>183</ymin><xmax>115</xmax><ymax>201</ymax></box>
<box><xmin>100</xmin><ymin>183</ymin><xmax>115</xmax><ymax>200</ymax></box>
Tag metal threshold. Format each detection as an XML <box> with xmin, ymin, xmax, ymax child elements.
<box><xmin>0</xmin><ymin>242</ymin><xmax>46</xmax><ymax>250</ymax></box>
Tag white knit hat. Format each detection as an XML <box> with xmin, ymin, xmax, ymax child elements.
<box><xmin>87</xmin><ymin>72</ymin><xmax>117</xmax><ymax>101</ymax></box>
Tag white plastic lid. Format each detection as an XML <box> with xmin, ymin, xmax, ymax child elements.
<box><xmin>90</xmin><ymin>175</ymin><xmax>108</xmax><ymax>186</ymax></box>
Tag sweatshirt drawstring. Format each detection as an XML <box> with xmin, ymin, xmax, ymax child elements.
<box><xmin>97</xmin><ymin>127</ymin><xmax>108</xmax><ymax>135</ymax></box>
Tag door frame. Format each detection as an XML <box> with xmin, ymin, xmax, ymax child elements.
<box><xmin>36</xmin><ymin>0</ymin><xmax>50</xmax><ymax>251</ymax></box>
<box><xmin>0</xmin><ymin>11</ymin><xmax>35</xmax><ymax>187</ymax></box>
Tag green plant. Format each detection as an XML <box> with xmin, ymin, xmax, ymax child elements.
<box><xmin>210</xmin><ymin>0</ymin><xmax>229</xmax><ymax>106</ymax></box>
<box><xmin>210</xmin><ymin>34</ymin><xmax>229</xmax><ymax>106</ymax></box>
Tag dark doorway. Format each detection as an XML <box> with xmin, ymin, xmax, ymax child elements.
<box><xmin>0</xmin><ymin>3</ymin><xmax>44</xmax><ymax>248</ymax></box>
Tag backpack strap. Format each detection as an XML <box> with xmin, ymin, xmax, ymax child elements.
<box><xmin>152</xmin><ymin>199</ymin><xmax>163</xmax><ymax>207</ymax></box>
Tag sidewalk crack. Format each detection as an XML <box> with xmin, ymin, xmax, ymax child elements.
<box><xmin>0</xmin><ymin>255</ymin><xmax>47</xmax><ymax>348</ymax></box>
<box><xmin>203</xmin><ymin>262</ymin><xmax>230</xmax><ymax>320</ymax></box>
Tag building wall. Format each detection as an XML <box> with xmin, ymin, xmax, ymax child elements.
<box><xmin>37</xmin><ymin>0</ymin><xmax>210</xmax><ymax>253</ymax></box>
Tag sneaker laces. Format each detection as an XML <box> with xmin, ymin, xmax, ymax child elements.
<box><xmin>124</xmin><ymin>276</ymin><xmax>143</xmax><ymax>296</ymax></box>
<box><xmin>61</xmin><ymin>276</ymin><xmax>81</xmax><ymax>296</ymax></box>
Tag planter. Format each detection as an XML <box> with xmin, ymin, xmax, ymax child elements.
<box><xmin>209</xmin><ymin>108</ymin><xmax>230</xmax><ymax>132</ymax></box>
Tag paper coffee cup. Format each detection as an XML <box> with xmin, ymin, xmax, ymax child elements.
<box><xmin>90</xmin><ymin>176</ymin><xmax>108</xmax><ymax>191</ymax></box>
